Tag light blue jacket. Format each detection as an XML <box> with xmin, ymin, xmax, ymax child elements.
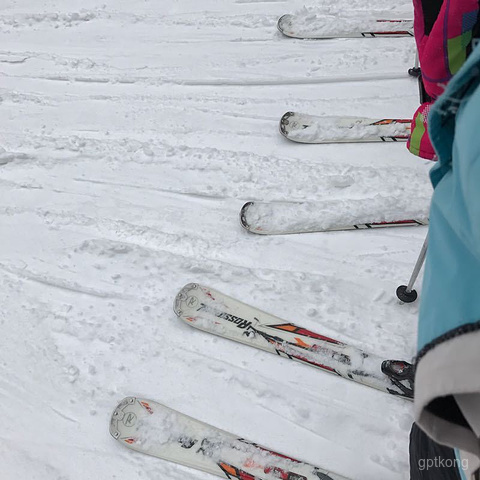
<box><xmin>415</xmin><ymin>41</ymin><xmax>480</xmax><ymax>461</ymax></box>
<box><xmin>418</xmin><ymin>42</ymin><xmax>480</xmax><ymax>352</ymax></box>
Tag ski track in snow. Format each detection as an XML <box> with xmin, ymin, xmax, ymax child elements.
<box><xmin>1</xmin><ymin>1</ymin><xmax>425</xmax><ymax>479</ymax></box>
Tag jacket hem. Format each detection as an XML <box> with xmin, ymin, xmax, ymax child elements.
<box><xmin>415</xmin><ymin>329</ymin><xmax>480</xmax><ymax>456</ymax></box>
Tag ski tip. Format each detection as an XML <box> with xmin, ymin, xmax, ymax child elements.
<box><xmin>240</xmin><ymin>202</ymin><xmax>271</xmax><ymax>235</ymax></box>
<box><xmin>277</xmin><ymin>14</ymin><xmax>293</xmax><ymax>36</ymax></box>
<box><xmin>239</xmin><ymin>202</ymin><xmax>255</xmax><ymax>232</ymax></box>
<box><xmin>110</xmin><ymin>396</ymin><xmax>137</xmax><ymax>440</ymax></box>
<box><xmin>173</xmin><ymin>283</ymin><xmax>200</xmax><ymax>317</ymax></box>
<box><xmin>279</xmin><ymin>111</ymin><xmax>295</xmax><ymax>138</ymax></box>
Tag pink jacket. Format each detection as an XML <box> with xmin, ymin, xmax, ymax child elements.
<box><xmin>408</xmin><ymin>0</ymin><xmax>479</xmax><ymax>160</ymax></box>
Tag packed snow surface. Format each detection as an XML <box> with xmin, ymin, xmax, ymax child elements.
<box><xmin>1</xmin><ymin>1</ymin><xmax>430</xmax><ymax>479</ymax></box>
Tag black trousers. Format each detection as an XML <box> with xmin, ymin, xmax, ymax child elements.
<box><xmin>419</xmin><ymin>0</ymin><xmax>444</xmax><ymax>35</ymax></box>
<box><xmin>409</xmin><ymin>423</ymin><xmax>462</xmax><ymax>480</ymax></box>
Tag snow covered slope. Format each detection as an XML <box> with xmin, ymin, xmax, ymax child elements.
<box><xmin>0</xmin><ymin>1</ymin><xmax>430</xmax><ymax>479</ymax></box>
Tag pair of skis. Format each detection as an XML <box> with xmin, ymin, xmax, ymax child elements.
<box><xmin>277</xmin><ymin>12</ymin><xmax>414</xmax><ymax>144</ymax></box>
<box><xmin>277</xmin><ymin>13</ymin><xmax>413</xmax><ymax>144</ymax></box>
<box><xmin>246</xmin><ymin>114</ymin><xmax>426</xmax><ymax>235</ymax></box>
<box><xmin>111</xmin><ymin>284</ymin><xmax>414</xmax><ymax>480</ymax></box>
<box><xmin>248</xmin><ymin>112</ymin><xmax>424</xmax><ymax>236</ymax></box>
<box><xmin>277</xmin><ymin>12</ymin><xmax>415</xmax><ymax>142</ymax></box>
<box><xmin>277</xmin><ymin>13</ymin><xmax>414</xmax><ymax>145</ymax></box>
<box><xmin>259</xmin><ymin>112</ymin><xmax>426</xmax><ymax>235</ymax></box>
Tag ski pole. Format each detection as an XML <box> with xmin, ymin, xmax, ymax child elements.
<box><xmin>396</xmin><ymin>234</ymin><xmax>428</xmax><ymax>303</ymax></box>
<box><xmin>408</xmin><ymin>51</ymin><xmax>421</xmax><ymax>78</ymax></box>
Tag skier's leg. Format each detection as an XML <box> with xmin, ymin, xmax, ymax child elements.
<box><xmin>412</xmin><ymin>0</ymin><xmax>444</xmax><ymax>56</ymax></box>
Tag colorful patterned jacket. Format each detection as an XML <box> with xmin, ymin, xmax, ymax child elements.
<box><xmin>407</xmin><ymin>0</ymin><xmax>480</xmax><ymax>160</ymax></box>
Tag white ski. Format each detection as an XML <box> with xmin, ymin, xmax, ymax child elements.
<box><xmin>277</xmin><ymin>15</ymin><xmax>414</xmax><ymax>39</ymax></box>
<box><xmin>174</xmin><ymin>284</ymin><xmax>414</xmax><ymax>399</ymax></box>
<box><xmin>110</xmin><ymin>396</ymin><xmax>349</xmax><ymax>480</ymax></box>
<box><xmin>280</xmin><ymin>112</ymin><xmax>411</xmax><ymax>144</ymax></box>
<box><xmin>240</xmin><ymin>201</ymin><xmax>428</xmax><ymax>236</ymax></box>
